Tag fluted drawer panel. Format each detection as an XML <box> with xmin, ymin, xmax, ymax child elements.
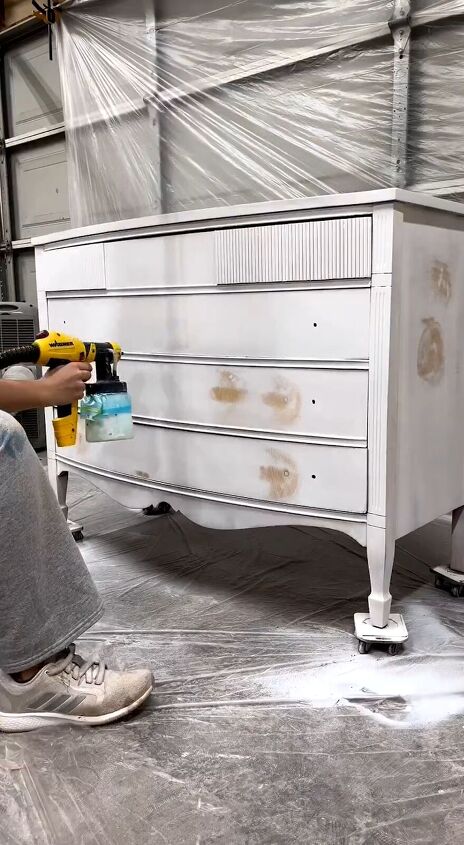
<box><xmin>215</xmin><ymin>216</ymin><xmax>372</xmax><ymax>284</ymax></box>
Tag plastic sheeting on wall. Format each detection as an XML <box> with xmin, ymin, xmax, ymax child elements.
<box><xmin>55</xmin><ymin>0</ymin><xmax>161</xmax><ymax>227</ymax></box>
<box><xmin>408</xmin><ymin>21</ymin><xmax>464</xmax><ymax>190</ymax></box>
<box><xmin>55</xmin><ymin>0</ymin><xmax>464</xmax><ymax>227</ymax></box>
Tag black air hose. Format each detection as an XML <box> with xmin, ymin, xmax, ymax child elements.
<box><xmin>0</xmin><ymin>345</ymin><xmax>39</xmax><ymax>370</ymax></box>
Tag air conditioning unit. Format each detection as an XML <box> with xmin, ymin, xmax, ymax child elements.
<box><xmin>0</xmin><ymin>302</ymin><xmax>46</xmax><ymax>451</ymax></box>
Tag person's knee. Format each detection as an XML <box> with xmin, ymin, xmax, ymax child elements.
<box><xmin>0</xmin><ymin>411</ymin><xmax>28</xmax><ymax>458</ymax></box>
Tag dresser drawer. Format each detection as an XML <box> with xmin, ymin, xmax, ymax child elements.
<box><xmin>48</xmin><ymin>288</ymin><xmax>370</xmax><ymax>361</ymax></box>
<box><xmin>103</xmin><ymin>216</ymin><xmax>372</xmax><ymax>289</ymax></box>
<box><xmin>121</xmin><ymin>360</ymin><xmax>368</xmax><ymax>441</ymax></box>
<box><xmin>36</xmin><ymin>243</ymin><xmax>105</xmax><ymax>291</ymax></box>
<box><xmin>67</xmin><ymin>426</ymin><xmax>367</xmax><ymax>513</ymax></box>
<box><xmin>105</xmin><ymin>231</ymin><xmax>216</xmax><ymax>289</ymax></box>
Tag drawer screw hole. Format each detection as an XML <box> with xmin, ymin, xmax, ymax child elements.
<box><xmin>313</xmin><ymin>322</ymin><xmax>317</xmax><ymax>328</ymax></box>
<box><xmin>312</xmin><ymin>474</ymin><xmax>316</xmax><ymax>480</ymax></box>
<box><xmin>312</xmin><ymin>399</ymin><xmax>316</xmax><ymax>405</ymax></box>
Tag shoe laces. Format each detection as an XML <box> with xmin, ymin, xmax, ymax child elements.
<box><xmin>47</xmin><ymin>644</ymin><xmax>107</xmax><ymax>686</ymax></box>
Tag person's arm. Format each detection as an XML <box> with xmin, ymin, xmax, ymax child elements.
<box><xmin>0</xmin><ymin>362</ymin><xmax>92</xmax><ymax>413</ymax></box>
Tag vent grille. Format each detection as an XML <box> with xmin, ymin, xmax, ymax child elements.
<box><xmin>0</xmin><ymin>318</ymin><xmax>35</xmax><ymax>350</ymax></box>
<box><xmin>16</xmin><ymin>409</ymin><xmax>39</xmax><ymax>441</ymax></box>
<box><xmin>0</xmin><ymin>305</ymin><xmax>45</xmax><ymax>450</ymax></box>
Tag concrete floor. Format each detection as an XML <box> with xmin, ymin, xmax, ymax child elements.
<box><xmin>1</xmin><ymin>473</ymin><xmax>464</xmax><ymax>844</ymax></box>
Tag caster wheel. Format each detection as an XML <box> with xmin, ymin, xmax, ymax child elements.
<box><xmin>157</xmin><ymin>501</ymin><xmax>172</xmax><ymax>514</ymax></box>
<box><xmin>435</xmin><ymin>575</ymin><xmax>444</xmax><ymax>589</ymax></box>
<box><xmin>73</xmin><ymin>530</ymin><xmax>84</xmax><ymax>543</ymax></box>
<box><xmin>388</xmin><ymin>643</ymin><xmax>402</xmax><ymax>656</ymax></box>
<box><xmin>451</xmin><ymin>585</ymin><xmax>461</xmax><ymax>598</ymax></box>
<box><xmin>358</xmin><ymin>641</ymin><xmax>371</xmax><ymax>654</ymax></box>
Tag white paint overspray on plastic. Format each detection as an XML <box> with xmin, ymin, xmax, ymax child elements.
<box><xmin>262</xmin><ymin>594</ymin><xmax>464</xmax><ymax>729</ymax></box>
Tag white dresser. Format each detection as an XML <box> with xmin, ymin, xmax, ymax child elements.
<box><xmin>34</xmin><ymin>189</ymin><xmax>464</xmax><ymax>649</ymax></box>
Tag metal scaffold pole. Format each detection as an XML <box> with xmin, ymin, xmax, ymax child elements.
<box><xmin>389</xmin><ymin>0</ymin><xmax>412</xmax><ymax>188</ymax></box>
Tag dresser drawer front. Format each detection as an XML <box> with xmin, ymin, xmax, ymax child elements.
<box><xmin>37</xmin><ymin>243</ymin><xmax>106</xmax><ymax>291</ymax></box>
<box><xmin>101</xmin><ymin>216</ymin><xmax>372</xmax><ymax>290</ymax></box>
<box><xmin>66</xmin><ymin>427</ymin><xmax>367</xmax><ymax>513</ymax></box>
<box><xmin>216</xmin><ymin>217</ymin><xmax>372</xmax><ymax>284</ymax></box>
<box><xmin>121</xmin><ymin>360</ymin><xmax>368</xmax><ymax>441</ymax></box>
<box><xmin>104</xmin><ymin>231</ymin><xmax>216</xmax><ymax>289</ymax></box>
<box><xmin>48</xmin><ymin>288</ymin><xmax>370</xmax><ymax>361</ymax></box>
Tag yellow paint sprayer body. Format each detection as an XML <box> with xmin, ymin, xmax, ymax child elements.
<box><xmin>0</xmin><ymin>331</ymin><xmax>130</xmax><ymax>447</ymax></box>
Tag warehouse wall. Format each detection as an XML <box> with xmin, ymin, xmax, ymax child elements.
<box><xmin>0</xmin><ymin>28</ymin><xmax>67</xmax><ymax>304</ymax></box>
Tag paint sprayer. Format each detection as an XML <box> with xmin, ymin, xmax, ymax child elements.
<box><xmin>0</xmin><ymin>331</ymin><xmax>133</xmax><ymax>447</ymax></box>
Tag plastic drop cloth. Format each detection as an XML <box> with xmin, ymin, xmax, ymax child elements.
<box><xmin>54</xmin><ymin>0</ymin><xmax>464</xmax><ymax>227</ymax></box>
<box><xmin>2</xmin><ymin>470</ymin><xmax>464</xmax><ymax>844</ymax></box>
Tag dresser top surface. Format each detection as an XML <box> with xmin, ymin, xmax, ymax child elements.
<box><xmin>33</xmin><ymin>188</ymin><xmax>464</xmax><ymax>249</ymax></box>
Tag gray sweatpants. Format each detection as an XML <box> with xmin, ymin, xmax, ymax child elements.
<box><xmin>0</xmin><ymin>410</ymin><xmax>103</xmax><ymax>673</ymax></box>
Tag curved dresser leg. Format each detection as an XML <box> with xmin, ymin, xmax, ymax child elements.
<box><xmin>55</xmin><ymin>468</ymin><xmax>84</xmax><ymax>541</ymax></box>
<box><xmin>56</xmin><ymin>469</ymin><xmax>69</xmax><ymax>522</ymax></box>
<box><xmin>354</xmin><ymin>524</ymin><xmax>408</xmax><ymax>653</ymax></box>
<box><xmin>366</xmin><ymin>525</ymin><xmax>395</xmax><ymax>628</ymax></box>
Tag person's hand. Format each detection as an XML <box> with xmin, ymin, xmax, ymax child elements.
<box><xmin>39</xmin><ymin>362</ymin><xmax>92</xmax><ymax>407</ymax></box>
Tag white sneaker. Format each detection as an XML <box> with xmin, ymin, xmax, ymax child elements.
<box><xmin>0</xmin><ymin>645</ymin><xmax>153</xmax><ymax>732</ymax></box>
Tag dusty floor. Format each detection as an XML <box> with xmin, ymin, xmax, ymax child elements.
<box><xmin>1</xmin><ymin>474</ymin><xmax>464</xmax><ymax>844</ymax></box>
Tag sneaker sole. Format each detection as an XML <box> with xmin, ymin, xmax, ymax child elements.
<box><xmin>0</xmin><ymin>686</ymin><xmax>152</xmax><ymax>733</ymax></box>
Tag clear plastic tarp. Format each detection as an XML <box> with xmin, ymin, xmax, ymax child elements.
<box><xmin>54</xmin><ymin>0</ymin><xmax>464</xmax><ymax>227</ymax></box>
